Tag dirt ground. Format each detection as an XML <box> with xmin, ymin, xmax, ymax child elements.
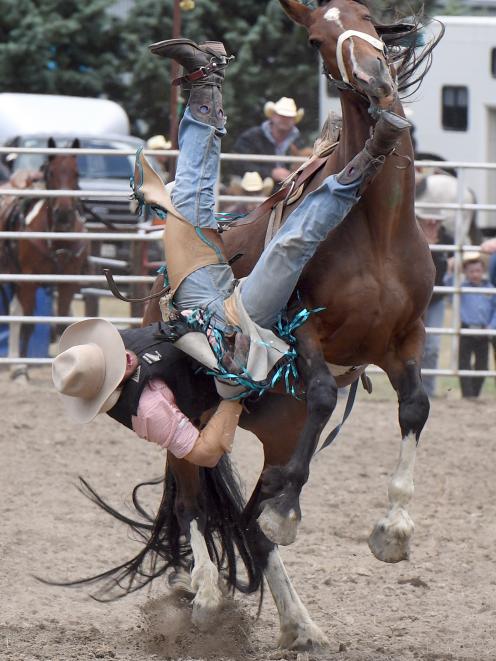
<box><xmin>2</xmin><ymin>367</ymin><xmax>496</xmax><ymax>661</ymax></box>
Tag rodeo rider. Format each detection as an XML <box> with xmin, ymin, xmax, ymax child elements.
<box><xmin>52</xmin><ymin>38</ymin><xmax>410</xmax><ymax>467</ymax></box>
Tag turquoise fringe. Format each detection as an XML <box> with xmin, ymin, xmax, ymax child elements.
<box><xmin>181</xmin><ymin>303</ymin><xmax>325</xmax><ymax>400</ymax></box>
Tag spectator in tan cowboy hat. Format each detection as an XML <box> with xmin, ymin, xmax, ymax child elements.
<box><xmin>223</xmin><ymin>170</ymin><xmax>274</xmax><ymax>215</ymax></box>
<box><xmin>146</xmin><ymin>134</ymin><xmax>172</xmax><ymax>182</ymax></box>
<box><xmin>231</xmin><ymin>96</ymin><xmax>305</xmax><ymax>185</ymax></box>
<box><xmin>416</xmin><ymin>176</ymin><xmax>454</xmax><ymax>398</ymax></box>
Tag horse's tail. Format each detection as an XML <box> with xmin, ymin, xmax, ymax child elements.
<box><xmin>198</xmin><ymin>456</ymin><xmax>266</xmax><ymax>596</ymax></box>
<box><xmin>40</xmin><ymin>456</ymin><xmax>264</xmax><ymax>601</ymax></box>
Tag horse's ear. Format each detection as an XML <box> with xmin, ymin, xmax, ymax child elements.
<box><xmin>71</xmin><ymin>138</ymin><xmax>80</xmax><ymax>150</ymax></box>
<box><xmin>47</xmin><ymin>137</ymin><xmax>56</xmax><ymax>161</ymax></box>
<box><xmin>279</xmin><ymin>0</ymin><xmax>312</xmax><ymax>27</ymax></box>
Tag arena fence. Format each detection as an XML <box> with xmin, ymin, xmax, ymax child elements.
<box><xmin>0</xmin><ymin>146</ymin><xmax>495</xmax><ymax>380</ymax></box>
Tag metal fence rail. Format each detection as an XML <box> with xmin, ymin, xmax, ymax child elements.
<box><xmin>0</xmin><ymin>146</ymin><xmax>495</xmax><ymax>377</ymax></box>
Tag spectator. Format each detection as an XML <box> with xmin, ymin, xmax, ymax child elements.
<box><xmin>231</xmin><ymin>96</ymin><xmax>305</xmax><ymax>185</ymax></box>
<box><xmin>416</xmin><ymin>177</ymin><xmax>453</xmax><ymax>398</ymax></box>
<box><xmin>146</xmin><ymin>134</ymin><xmax>172</xmax><ymax>182</ymax></box>
<box><xmin>445</xmin><ymin>252</ymin><xmax>496</xmax><ymax>398</ymax></box>
<box><xmin>223</xmin><ymin>171</ymin><xmax>274</xmax><ymax>215</ymax></box>
<box><xmin>481</xmin><ymin>237</ymin><xmax>496</xmax><ymax>373</ymax></box>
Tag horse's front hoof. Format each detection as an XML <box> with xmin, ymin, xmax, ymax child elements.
<box><xmin>258</xmin><ymin>498</ymin><xmax>300</xmax><ymax>546</ymax></box>
<box><xmin>368</xmin><ymin>507</ymin><xmax>414</xmax><ymax>563</ymax></box>
<box><xmin>279</xmin><ymin>620</ymin><xmax>329</xmax><ymax>651</ymax></box>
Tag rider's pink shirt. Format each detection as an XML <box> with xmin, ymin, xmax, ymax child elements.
<box><xmin>131</xmin><ymin>378</ymin><xmax>199</xmax><ymax>458</ymax></box>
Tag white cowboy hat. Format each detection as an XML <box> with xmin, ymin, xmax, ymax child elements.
<box><xmin>240</xmin><ymin>171</ymin><xmax>274</xmax><ymax>195</ymax></box>
<box><xmin>52</xmin><ymin>318</ymin><xmax>127</xmax><ymax>423</ymax></box>
<box><xmin>462</xmin><ymin>250</ymin><xmax>484</xmax><ymax>265</ymax></box>
<box><xmin>264</xmin><ymin>97</ymin><xmax>305</xmax><ymax>124</ymax></box>
<box><xmin>415</xmin><ymin>175</ymin><xmax>450</xmax><ymax>221</ymax></box>
<box><xmin>146</xmin><ymin>134</ymin><xmax>172</xmax><ymax>150</ymax></box>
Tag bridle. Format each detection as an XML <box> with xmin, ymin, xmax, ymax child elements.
<box><xmin>41</xmin><ymin>159</ymin><xmax>86</xmax><ymax>266</ymax></box>
<box><xmin>322</xmin><ymin>28</ymin><xmax>388</xmax><ymax>94</ymax></box>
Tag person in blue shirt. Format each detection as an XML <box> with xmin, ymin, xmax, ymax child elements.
<box><xmin>481</xmin><ymin>238</ymin><xmax>496</xmax><ymax>384</ymax></box>
<box><xmin>446</xmin><ymin>252</ymin><xmax>496</xmax><ymax>398</ymax></box>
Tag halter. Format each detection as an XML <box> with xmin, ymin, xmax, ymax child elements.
<box><xmin>324</xmin><ymin>29</ymin><xmax>387</xmax><ymax>92</ymax></box>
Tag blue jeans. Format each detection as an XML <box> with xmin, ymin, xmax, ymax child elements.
<box><xmin>172</xmin><ymin>108</ymin><xmax>225</xmax><ymax>229</ymax></box>
<box><xmin>173</xmin><ymin>108</ymin><xmax>362</xmax><ymax>329</ymax></box>
<box><xmin>421</xmin><ymin>296</ymin><xmax>445</xmax><ymax>397</ymax></box>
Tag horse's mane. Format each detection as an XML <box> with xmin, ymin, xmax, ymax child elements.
<box><xmin>313</xmin><ymin>0</ymin><xmax>445</xmax><ymax>99</ymax></box>
<box><xmin>383</xmin><ymin>18</ymin><xmax>445</xmax><ymax>99</ymax></box>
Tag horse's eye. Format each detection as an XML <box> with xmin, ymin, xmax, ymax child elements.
<box><xmin>309</xmin><ymin>39</ymin><xmax>322</xmax><ymax>50</ymax></box>
<box><xmin>363</xmin><ymin>15</ymin><xmax>373</xmax><ymax>22</ymax></box>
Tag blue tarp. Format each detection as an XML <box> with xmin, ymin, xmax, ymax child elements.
<box><xmin>0</xmin><ymin>285</ymin><xmax>53</xmax><ymax>357</ymax></box>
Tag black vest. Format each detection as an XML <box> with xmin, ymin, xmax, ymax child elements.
<box><xmin>107</xmin><ymin>323</ymin><xmax>219</xmax><ymax>430</ymax></box>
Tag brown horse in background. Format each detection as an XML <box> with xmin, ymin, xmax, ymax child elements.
<box><xmin>77</xmin><ymin>1</ymin><xmax>444</xmax><ymax>650</ymax></box>
<box><xmin>1</xmin><ymin>138</ymin><xmax>88</xmax><ymax>380</ymax></box>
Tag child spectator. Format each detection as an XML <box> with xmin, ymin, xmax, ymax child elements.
<box><xmin>446</xmin><ymin>252</ymin><xmax>496</xmax><ymax>398</ymax></box>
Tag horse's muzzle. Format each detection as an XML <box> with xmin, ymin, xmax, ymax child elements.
<box><xmin>354</xmin><ymin>58</ymin><xmax>396</xmax><ymax>110</ymax></box>
<box><xmin>53</xmin><ymin>207</ymin><xmax>77</xmax><ymax>229</ymax></box>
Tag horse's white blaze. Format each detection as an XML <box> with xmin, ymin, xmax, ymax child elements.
<box><xmin>25</xmin><ymin>200</ymin><xmax>45</xmax><ymax>226</ymax></box>
<box><xmin>389</xmin><ymin>432</ymin><xmax>416</xmax><ymax>507</ymax></box>
<box><xmin>324</xmin><ymin>7</ymin><xmax>343</xmax><ymax>28</ymax></box>
<box><xmin>189</xmin><ymin>519</ymin><xmax>223</xmax><ymax>628</ymax></box>
<box><xmin>348</xmin><ymin>40</ymin><xmax>358</xmax><ymax>82</ymax></box>
<box><xmin>265</xmin><ymin>549</ymin><xmax>328</xmax><ymax>649</ymax></box>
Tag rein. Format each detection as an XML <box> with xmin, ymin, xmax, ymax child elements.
<box><xmin>222</xmin><ymin>154</ymin><xmax>330</xmax><ymax>231</ymax></box>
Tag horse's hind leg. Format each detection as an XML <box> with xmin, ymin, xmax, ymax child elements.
<box><xmin>258</xmin><ymin>326</ymin><xmax>337</xmax><ymax>545</ymax></box>
<box><xmin>369</xmin><ymin>324</ymin><xmax>430</xmax><ymax>563</ymax></box>
<box><xmin>167</xmin><ymin>456</ymin><xmax>224</xmax><ymax>630</ymax></box>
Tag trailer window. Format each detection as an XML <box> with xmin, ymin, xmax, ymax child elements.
<box><xmin>492</xmin><ymin>48</ymin><xmax>496</xmax><ymax>77</ymax></box>
<box><xmin>442</xmin><ymin>86</ymin><xmax>468</xmax><ymax>131</ymax></box>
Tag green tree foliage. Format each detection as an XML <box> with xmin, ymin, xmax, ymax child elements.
<box><xmin>119</xmin><ymin>0</ymin><xmax>440</xmax><ymax>146</ymax></box>
<box><xmin>109</xmin><ymin>0</ymin><xmax>174</xmax><ymax>138</ymax></box>
<box><xmin>182</xmin><ymin>0</ymin><xmax>319</xmax><ymax>150</ymax></box>
<box><xmin>116</xmin><ymin>0</ymin><xmax>320</xmax><ymax>149</ymax></box>
<box><xmin>0</xmin><ymin>0</ymin><xmax>120</xmax><ymax>97</ymax></box>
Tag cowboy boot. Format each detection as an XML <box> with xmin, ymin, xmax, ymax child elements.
<box><xmin>336</xmin><ymin>111</ymin><xmax>412</xmax><ymax>191</ymax></box>
<box><xmin>149</xmin><ymin>38</ymin><xmax>232</xmax><ymax>129</ymax></box>
<box><xmin>220</xmin><ymin>331</ymin><xmax>251</xmax><ymax>375</ymax></box>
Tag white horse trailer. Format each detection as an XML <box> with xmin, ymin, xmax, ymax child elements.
<box><xmin>319</xmin><ymin>15</ymin><xmax>496</xmax><ymax>233</ymax></box>
<box><xmin>0</xmin><ymin>93</ymin><xmax>130</xmax><ymax>145</ymax></box>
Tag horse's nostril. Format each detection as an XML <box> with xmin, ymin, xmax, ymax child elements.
<box><xmin>354</xmin><ymin>70</ymin><xmax>375</xmax><ymax>87</ymax></box>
